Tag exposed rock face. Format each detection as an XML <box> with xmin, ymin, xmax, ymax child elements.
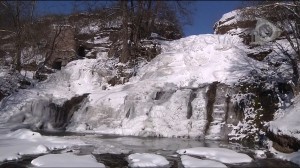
<box><xmin>213</xmin><ymin>9</ymin><xmax>261</xmax><ymax>46</ymax></box>
<box><xmin>198</xmin><ymin>81</ymin><xmax>284</xmax><ymax>142</ymax></box>
<box><xmin>267</xmin><ymin>130</ymin><xmax>300</xmax><ymax>153</ymax></box>
<box><xmin>214</xmin><ymin>3</ymin><xmax>294</xmax><ymax>46</ymax></box>
<box><xmin>206</xmin><ymin>83</ymin><xmax>241</xmax><ymax>140</ymax></box>
<box><xmin>247</xmin><ymin>49</ymin><xmax>272</xmax><ymax>61</ymax></box>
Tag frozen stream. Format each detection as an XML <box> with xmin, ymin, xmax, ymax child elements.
<box><xmin>0</xmin><ymin>128</ymin><xmax>299</xmax><ymax>168</ymax></box>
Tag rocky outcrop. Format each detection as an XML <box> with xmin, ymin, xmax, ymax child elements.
<box><xmin>213</xmin><ymin>9</ymin><xmax>256</xmax><ymax>35</ymax></box>
<box><xmin>214</xmin><ymin>6</ymin><xmax>283</xmax><ymax>45</ymax></box>
<box><xmin>203</xmin><ymin>81</ymin><xmax>282</xmax><ymax>142</ymax></box>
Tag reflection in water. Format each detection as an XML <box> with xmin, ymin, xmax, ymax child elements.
<box><xmin>61</xmin><ymin>133</ymin><xmax>299</xmax><ymax>168</ymax></box>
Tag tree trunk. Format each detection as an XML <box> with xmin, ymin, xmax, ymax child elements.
<box><xmin>147</xmin><ymin>1</ymin><xmax>159</xmax><ymax>37</ymax></box>
<box><xmin>120</xmin><ymin>1</ymin><xmax>130</xmax><ymax>63</ymax></box>
<box><xmin>15</xmin><ymin>47</ymin><xmax>22</xmax><ymax>72</ymax></box>
<box><xmin>285</xmin><ymin>52</ymin><xmax>300</xmax><ymax>95</ymax></box>
<box><xmin>291</xmin><ymin>58</ymin><xmax>300</xmax><ymax>94</ymax></box>
<box><xmin>14</xmin><ymin>2</ymin><xmax>22</xmax><ymax>72</ymax></box>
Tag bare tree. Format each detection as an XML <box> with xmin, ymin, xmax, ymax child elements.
<box><xmin>120</xmin><ymin>0</ymin><xmax>130</xmax><ymax>63</ymax></box>
<box><xmin>43</xmin><ymin>25</ymin><xmax>63</xmax><ymax>65</ymax></box>
<box><xmin>242</xmin><ymin>1</ymin><xmax>300</xmax><ymax>92</ymax></box>
<box><xmin>273</xmin><ymin>1</ymin><xmax>300</xmax><ymax>91</ymax></box>
<box><xmin>115</xmin><ymin>0</ymin><xmax>194</xmax><ymax>63</ymax></box>
<box><xmin>0</xmin><ymin>1</ymin><xmax>36</xmax><ymax>72</ymax></box>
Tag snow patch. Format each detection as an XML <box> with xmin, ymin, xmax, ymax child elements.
<box><xmin>181</xmin><ymin>155</ymin><xmax>227</xmax><ymax>168</ymax></box>
<box><xmin>177</xmin><ymin>147</ymin><xmax>253</xmax><ymax>164</ymax></box>
<box><xmin>127</xmin><ymin>153</ymin><xmax>169</xmax><ymax>167</ymax></box>
<box><xmin>31</xmin><ymin>153</ymin><xmax>105</xmax><ymax>167</ymax></box>
<box><xmin>254</xmin><ymin>150</ymin><xmax>267</xmax><ymax>159</ymax></box>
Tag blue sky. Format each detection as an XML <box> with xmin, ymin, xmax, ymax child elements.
<box><xmin>184</xmin><ymin>1</ymin><xmax>243</xmax><ymax>36</ymax></box>
<box><xmin>36</xmin><ymin>1</ymin><xmax>243</xmax><ymax>37</ymax></box>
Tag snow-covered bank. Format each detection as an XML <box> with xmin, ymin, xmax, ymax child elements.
<box><xmin>0</xmin><ymin>129</ymin><xmax>84</xmax><ymax>162</ymax></box>
<box><xmin>267</xmin><ymin>96</ymin><xmax>300</xmax><ymax>155</ymax></box>
<box><xmin>269</xmin><ymin>96</ymin><xmax>300</xmax><ymax>140</ymax></box>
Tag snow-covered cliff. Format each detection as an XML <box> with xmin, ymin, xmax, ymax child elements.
<box><xmin>0</xmin><ymin>33</ymin><xmax>286</xmax><ymax>142</ymax></box>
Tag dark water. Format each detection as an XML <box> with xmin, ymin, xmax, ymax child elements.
<box><xmin>0</xmin><ymin>131</ymin><xmax>299</xmax><ymax>168</ymax></box>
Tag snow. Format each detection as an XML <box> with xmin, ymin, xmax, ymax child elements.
<box><xmin>218</xmin><ymin>10</ymin><xmax>240</xmax><ymax>26</ymax></box>
<box><xmin>21</xmin><ymin>47</ymin><xmax>44</xmax><ymax>65</ymax></box>
<box><xmin>79</xmin><ymin>24</ymin><xmax>100</xmax><ymax>34</ymax></box>
<box><xmin>20</xmin><ymin>70</ymin><xmax>35</xmax><ymax>79</ymax></box>
<box><xmin>254</xmin><ymin>150</ymin><xmax>267</xmax><ymax>159</ymax></box>
<box><xmin>269</xmin><ymin>96</ymin><xmax>300</xmax><ymax>140</ymax></box>
<box><xmin>31</xmin><ymin>153</ymin><xmax>105</xmax><ymax>167</ymax></box>
<box><xmin>214</xmin><ymin>10</ymin><xmax>241</xmax><ymax>34</ymax></box>
<box><xmin>127</xmin><ymin>153</ymin><xmax>169</xmax><ymax>167</ymax></box>
<box><xmin>79</xmin><ymin>18</ymin><xmax>121</xmax><ymax>34</ymax></box>
<box><xmin>177</xmin><ymin>147</ymin><xmax>253</xmax><ymax>164</ymax></box>
<box><xmin>91</xmin><ymin>37</ymin><xmax>109</xmax><ymax>44</ymax></box>
<box><xmin>0</xmin><ymin>128</ymin><xmax>84</xmax><ymax>162</ymax></box>
<box><xmin>180</xmin><ymin>155</ymin><xmax>227</xmax><ymax>168</ymax></box>
<box><xmin>6</xmin><ymin>128</ymin><xmax>43</xmax><ymax>139</ymax></box>
<box><xmin>132</xmin><ymin>34</ymin><xmax>265</xmax><ymax>86</ymax></box>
